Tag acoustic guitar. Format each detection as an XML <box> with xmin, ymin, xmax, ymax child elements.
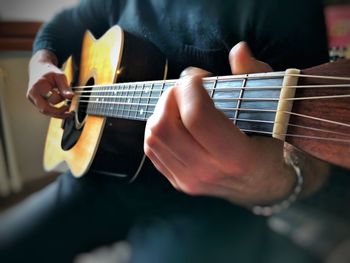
<box><xmin>43</xmin><ymin>25</ymin><xmax>350</xmax><ymax>182</ymax></box>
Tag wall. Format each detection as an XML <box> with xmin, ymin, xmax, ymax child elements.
<box><xmin>0</xmin><ymin>0</ymin><xmax>78</xmax><ymax>21</ymax></box>
<box><xmin>0</xmin><ymin>52</ymin><xmax>52</xmax><ymax>183</ymax></box>
<box><xmin>0</xmin><ymin>1</ymin><xmax>78</xmax><ymax>184</ymax></box>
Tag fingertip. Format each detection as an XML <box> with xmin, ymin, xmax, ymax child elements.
<box><xmin>63</xmin><ymin>90</ymin><xmax>75</xmax><ymax>99</ymax></box>
<box><xmin>229</xmin><ymin>41</ymin><xmax>253</xmax><ymax>67</ymax></box>
<box><xmin>180</xmin><ymin>67</ymin><xmax>212</xmax><ymax>78</ymax></box>
<box><xmin>229</xmin><ymin>41</ymin><xmax>251</xmax><ymax>57</ymax></box>
<box><xmin>55</xmin><ymin>73</ymin><xmax>73</xmax><ymax>98</ymax></box>
<box><xmin>229</xmin><ymin>41</ymin><xmax>272</xmax><ymax>74</ymax></box>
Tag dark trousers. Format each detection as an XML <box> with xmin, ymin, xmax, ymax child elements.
<box><xmin>0</xmin><ymin>164</ymin><xmax>316</xmax><ymax>263</ymax></box>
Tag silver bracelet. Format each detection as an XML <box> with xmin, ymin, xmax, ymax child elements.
<box><xmin>252</xmin><ymin>161</ymin><xmax>304</xmax><ymax>216</ymax></box>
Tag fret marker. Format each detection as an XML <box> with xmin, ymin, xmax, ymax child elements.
<box><xmin>128</xmin><ymin>99</ymin><xmax>131</xmax><ymax>103</ymax></box>
<box><xmin>140</xmin><ymin>109</ymin><xmax>144</xmax><ymax>115</ymax></box>
<box><xmin>144</xmin><ymin>87</ymin><xmax>150</xmax><ymax>93</ymax></box>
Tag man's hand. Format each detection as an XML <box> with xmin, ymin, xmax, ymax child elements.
<box><xmin>27</xmin><ymin>50</ymin><xmax>74</xmax><ymax>118</ymax></box>
<box><xmin>144</xmin><ymin>42</ymin><xmax>327</xmax><ymax>207</ymax></box>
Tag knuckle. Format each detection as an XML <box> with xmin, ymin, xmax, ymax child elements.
<box><xmin>180</xmin><ymin>180</ymin><xmax>203</xmax><ymax>196</ymax></box>
<box><xmin>143</xmin><ymin>144</ymin><xmax>152</xmax><ymax>158</ymax></box>
<box><xmin>182</xmin><ymin>104</ymin><xmax>206</xmax><ymax>131</ymax></box>
<box><xmin>144</xmin><ymin>135</ymin><xmax>157</xmax><ymax>149</ymax></box>
<box><xmin>26</xmin><ymin>90</ymin><xmax>32</xmax><ymax>100</ymax></box>
<box><xmin>144</xmin><ymin>135</ymin><xmax>158</xmax><ymax>152</ymax></box>
<box><xmin>147</xmin><ymin>117</ymin><xmax>172</xmax><ymax>142</ymax></box>
<box><xmin>198</xmin><ymin>171</ymin><xmax>216</xmax><ymax>184</ymax></box>
<box><xmin>39</xmin><ymin>105</ymin><xmax>50</xmax><ymax>115</ymax></box>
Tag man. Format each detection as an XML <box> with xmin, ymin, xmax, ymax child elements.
<box><xmin>1</xmin><ymin>0</ymin><xmax>330</xmax><ymax>262</ymax></box>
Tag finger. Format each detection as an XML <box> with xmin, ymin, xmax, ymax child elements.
<box><xmin>27</xmin><ymin>79</ymin><xmax>53</xmax><ymax>107</ymax></box>
<box><xmin>179</xmin><ymin>67</ymin><xmax>212</xmax><ymax>79</ymax></box>
<box><xmin>229</xmin><ymin>42</ymin><xmax>273</xmax><ymax>74</ymax></box>
<box><xmin>34</xmin><ymin>95</ymin><xmax>71</xmax><ymax>118</ymax></box>
<box><xmin>144</xmin><ymin>134</ymin><xmax>179</xmax><ymax>190</ymax></box>
<box><xmin>54</xmin><ymin>73</ymin><xmax>74</xmax><ymax>99</ymax></box>
<box><xmin>145</xmin><ymin>86</ymin><xmax>210</xmax><ymax>167</ymax></box>
<box><xmin>145</xmin><ymin>134</ymin><xmax>240</xmax><ymax>198</ymax></box>
<box><xmin>144</xmin><ymin>132</ymin><xmax>209</xmax><ymax>195</ymax></box>
<box><xmin>29</xmin><ymin>79</ymin><xmax>54</xmax><ymax>99</ymax></box>
<box><xmin>174</xmin><ymin>74</ymin><xmax>253</xmax><ymax>172</ymax></box>
<box><xmin>47</xmin><ymin>89</ymin><xmax>66</xmax><ymax>105</ymax></box>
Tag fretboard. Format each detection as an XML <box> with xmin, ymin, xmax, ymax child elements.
<box><xmin>81</xmin><ymin>72</ymin><xmax>285</xmax><ymax>136</ymax></box>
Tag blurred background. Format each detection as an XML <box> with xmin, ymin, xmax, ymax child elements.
<box><xmin>0</xmin><ymin>0</ymin><xmax>79</xmax><ymax>205</ymax></box>
<box><xmin>0</xmin><ymin>0</ymin><xmax>350</xmax><ymax>262</ymax></box>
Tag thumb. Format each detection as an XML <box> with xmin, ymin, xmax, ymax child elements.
<box><xmin>229</xmin><ymin>42</ymin><xmax>272</xmax><ymax>74</ymax></box>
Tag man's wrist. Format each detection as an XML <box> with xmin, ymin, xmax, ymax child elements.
<box><xmin>31</xmin><ymin>49</ymin><xmax>59</xmax><ymax>66</ymax></box>
<box><xmin>252</xmin><ymin>155</ymin><xmax>304</xmax><ymax>216</ymax></box>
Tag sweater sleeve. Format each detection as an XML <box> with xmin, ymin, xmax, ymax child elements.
<box><xmin>33</xmin><ymin>0</ymin><xmax>117</xmax><ymax>66</ymax></box>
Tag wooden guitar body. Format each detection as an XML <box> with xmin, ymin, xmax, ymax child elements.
<box><xmin>44</xmin><ymin>26</ymin><xmax>167</xmax><ymax>181</ymax></box>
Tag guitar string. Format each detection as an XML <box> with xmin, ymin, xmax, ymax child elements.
<box><xmin>71</xmin><ymin>71</ymin><xmax>350</xmax><ymax>91</ymax></box>
<box><xmin>73</xmin><ymin>98</ymin><xmax>350</xmax><ymax>129</ymax></box>
<box><xmin>74</xmin><ymin>101</ymin><xmax>350</xmax><ymax>140</ymax></box>
<box><xmin>68</xmin><ymin>72</ymin><xmax>350</xmax><ymax>141</ymax></box>
<box><xmin>73</xmin><ymin>93</ymin><xmax>350</xmax><ymax>102</ymax></box>
<box><xmin>72</xmin><ymin>83</ymin><xmax>350</xmax><ymax>93</ymax></box>
<box><xmin>76</xmin><ymin>106</ymin><xmax>350</xmax><ymax>143</ymax></box>
<box><xmin>75</xmin><ymin>102</ymin><xmax>350</xmax><ymax>139</ymax></box>
<box><xmin>238</xmin><ymin>130</ymin><xmax>350</xmax><ymax>143</ymax></box>
<box><xmin>78</xmin><ymin>105</ymin><xmax>350</xmax><ymax>143</ymax></box>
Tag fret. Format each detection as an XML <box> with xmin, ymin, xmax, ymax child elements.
<box><xmin>119</xmin><ymin>84</ymin><xmax>126</xmax><ymax>118</ymax></box>
<box><xmin>104</xmin><ymin>85</ymin><xmax>109</xmax><ymax>116</ymax></box>
<box><xmin>160</xmin><ymin>80</ymin><xmax>166</xmax><ymax>96</ymax></box>
<box><xmin>163</xmin><ymin>80</ymin><xmax>175</xmax><ymax>92</ymax></box>
<box><xmin>102</xmin><ymin>86</ymin><xmax>108</xmax><ymax>116</ymax></box>
<box><xmin>111</xmin><ymin>86</ymin><xmax>118</xmax><ymax>118</ymax></box>
<box><xmin>91</xmin><ymin>86</ymin><xmax>98</xmax><ymax>116</ymax></box>
<box><xmin>233</xmin><ymin>77</ymin><xmax>247</xmax><ymax>124</ymax></box>
<box><xmin>211</xmin><ymin>77</ymin><xmax>218</xmax><ymax>98</ymax></box>
<box><xmin>135</xmin><ymin>84</ymin><xmax>143</xmax><ymax>119</ymax></box>
<box><xmin>144</xmin><ymin>83</ymin><xmax>153</xmax><ymax>120</ymax></box>
<box><xmin>125</xmin><ymin>84</ymin><xmax>133</xmax><ymax>119</ymax></box>
<box><xmin>97</xmin><ymin>85</ymin><xmax>102</xmax><ymax>116</ymax></box>
<box><xmin>131</xmin><ymin>84</ymin><xmax>140</xmax><ymax>119</ymax></box>
<box><xmin>95</xmin><ymin>86</ymin><xmax>101</xmax><ymax>115</ymax></box>
<box><xmin>213</xmin><ymin>79</ymin><xmax>243</xmax><ymax>120</ymax></box>
<box><xmin>116</xmin><ymin>84</ymin><xmax>122</xmax><ymax>117</ymax></box>
<box><xmin>86</xmin><ymin>86</ymin><xmax>93</xmax><ymax>115</ymax></box>
<box><xmin>236</xmin><ymin>77</ymin><xmax>284</xmax><ymax>134</ymax></box>
<box><xmin>127</xmin><ymin>84</ymin><xmax>136</xmax><ymax>119</ymax></box>
<box><xmin>139</xmin><ymin>83</ymin><xmax>148</xmax><ymax>121</ymax></box>
<box><xmin>107</xmin><ymin>85</ymin><xmax>114</xmax><ymax>117</ymax></box>
<box><xmin>96</xmin><ymin>86</ymin><xmax>105</xmax><ymax>116</ymax></box>
<box><xmin>147</xmin><ymin>82</ymin><xmax>162</xmax><ymax>119</ymax></box>
<box><xmin>124</xmin><ymin>84</ymin><xmax>131</xmax><ymax>118</ymax></box>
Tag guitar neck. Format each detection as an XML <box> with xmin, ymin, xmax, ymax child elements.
<box><xmin>82</xmin><ymin>71</ymin><xmax>288</xmax><ymax>137</ymax></box>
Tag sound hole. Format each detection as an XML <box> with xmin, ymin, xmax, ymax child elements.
<box><xmin>61</xmin><ymin>78</ymin><xmax>94</xmax><ymax>151</ymax></box>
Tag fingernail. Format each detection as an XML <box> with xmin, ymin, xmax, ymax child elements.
<box><xmin>180</xmin><ymin>67</ymin><xmax>194</xmax><ymax>78</ymax></box>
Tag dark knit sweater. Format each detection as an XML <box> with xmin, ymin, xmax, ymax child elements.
<box><xmin>34</xmin><ymin>0</ymin><xmax>329</xmax><ymax>77</ymax></box>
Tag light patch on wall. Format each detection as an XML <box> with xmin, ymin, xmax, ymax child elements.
<box><xmin>0</xmin><ymin>0</ymin><xmax>78</xmax><ymax>21</ymax></box>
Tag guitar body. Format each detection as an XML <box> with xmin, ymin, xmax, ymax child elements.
<box><xmin>44</xmin><ymin>26</ymin><xmax>167</xmax><ymax>181</ymax></box>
